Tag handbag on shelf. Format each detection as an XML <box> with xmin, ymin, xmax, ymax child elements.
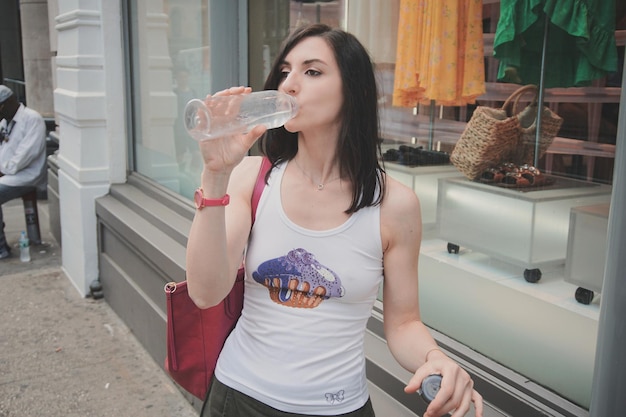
<box><xmin>450</xmin><ymin>84</ymin><xmax>562</xmax><ymax>180</ymax></box>
<box><xmin>164</xmin><ymin>157</ymin><xmax>271</xmax><ymax>400</ymax></box>
<box><xmin>511</xmin><ymin>92</ymin><xmax>563</xmax><ymax>166</ymax></box>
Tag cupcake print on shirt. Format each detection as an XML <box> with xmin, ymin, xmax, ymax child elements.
<box><xmin>252</xmin><ymin>248</ymin><xmax>345</xmax><ymax>308</ymax></box>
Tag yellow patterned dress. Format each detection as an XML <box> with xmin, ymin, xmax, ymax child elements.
<box><xmin>393</xmin><ymin>0</ymin><xmax>486</xmax><ymax>107</ymax></box>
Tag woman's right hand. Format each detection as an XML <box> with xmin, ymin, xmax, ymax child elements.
<box><xmin>197</xmin><ymin>86</ymin><xmax>267</xmax><ymax>175</ymax></box>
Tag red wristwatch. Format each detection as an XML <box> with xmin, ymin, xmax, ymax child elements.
<box><xmin>194</xmin><ymin>188</ymin><xmax>230</xmax><ymax>209</ymax></box>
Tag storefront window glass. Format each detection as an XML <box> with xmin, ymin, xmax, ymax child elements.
<box><xmin>125</xmin><ymin>0</ymin><xmax>624</xmax><ymax>410</ymax></box>
<box><xmin>351</xmin><ymin>1</ymin><xmax>623</xmax><ymax>410</ymax></box>
<box><xmin>128</xmin><ymin>0</ymin><xmax>212</xmax><ymax>198</ymax></box>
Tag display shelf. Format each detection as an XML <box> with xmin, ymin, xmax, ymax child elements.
<box><xmin>385</xmin><ymin>162</ymin><xmax>459</xmax><ymax>234</ymax></box>
<box><xmin>418</xmin><ymin>238</ymin><xmax>599</xmax><ymax>409</ymax></box>
<box><xmin>564</xmin><ymin>204</ymin><xmax>610</xmax><ymax>304</ymax></box>
<box><xmin>436</xmin><ymin>176</ymin><xmax>612</xmax><ymax>278</ymax></box>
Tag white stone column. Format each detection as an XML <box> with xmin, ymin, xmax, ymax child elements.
<box><xmin>20</xmin><ymin>0</ymin><xmax>54</xmax><ymax>117</ymax></box>
<box><xmin>47</xmin><ymin>0</ymin><xmax>59</xmax><ymax>120</ymax></box>
<box><xmin>53</xmin><ymin>0</ymin><xmax>127</xmax><ymax>295</ymax></box>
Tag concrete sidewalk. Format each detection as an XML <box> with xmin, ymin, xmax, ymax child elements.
<box><xmin>0</xmin><ymin>199</ymin><xmax>198</xmax><ymax>417</ymax></box>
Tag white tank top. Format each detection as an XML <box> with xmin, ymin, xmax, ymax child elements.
<box><xmin>215</xmin><ymin>161</ymin><xmax>384</xmax><ymax>415</ymax></box>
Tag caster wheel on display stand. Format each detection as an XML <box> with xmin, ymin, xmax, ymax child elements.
<box><xmin>447</xmin><ymin>243</ymin><xmax>460</xmax><ymax>254</ymax></box>
<box><xmin>575</xmin><ymin>287</ymin><xmax>594</xmax><ymax>305</ymax></box>
<box><xmin>523</xmin><ymin>268</ymin><xmax>542</xmax><ymax>283</ymax></box>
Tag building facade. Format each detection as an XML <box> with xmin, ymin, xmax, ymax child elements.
<box><xmin>3</xmin><ymin>1</ymin><xmax>625</xmax><ymax>415</ymax></box>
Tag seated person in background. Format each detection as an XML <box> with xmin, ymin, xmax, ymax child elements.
<box><xmin>0</xmin><ymin>85</ymin><xmax>47</xmax><ymax>259</ymax></box>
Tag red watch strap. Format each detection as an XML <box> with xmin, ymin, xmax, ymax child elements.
<box><xmin>195</xmin><ymin>157</ymin><xmax>269</xmax><ymax>212</ymax></box>
<box><xmin>196</xmin><ymin>189</ymin><xmax>230</xmax><ymax>208</ymax></box>
<box><xmin>204</xmin><ymin>193</ymin><xmax>230</xmax><ymax>206</ymax></box>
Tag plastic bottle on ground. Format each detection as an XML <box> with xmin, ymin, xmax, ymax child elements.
<box><xmin>19</xmin><ymin>231</ymin><xmax>31</xmax><ymax>262</ymax></box>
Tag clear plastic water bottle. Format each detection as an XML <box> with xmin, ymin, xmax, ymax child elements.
<box><xmin>184</xmin><ymin>90</ymin><xmax>298</xmax><ymax>141</ymax></box>
<box><xmin>19</xmin><ymin>231</ymin><xmax>31</xmax><ymax>262</ymax></box>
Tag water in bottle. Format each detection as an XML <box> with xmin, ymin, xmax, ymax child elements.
<box><xmin>184</xmin><ymin>90</ymin><xmax>298</xmax><ymax>141</ymax></box>
<box><xmin>19</xmin><ymin>231</ymin><xmax>31</xmax><ymax>262</ymax></box>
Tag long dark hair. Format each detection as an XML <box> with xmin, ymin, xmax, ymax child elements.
<box><xmin>259</xmin><ymin>24</ymin><xmax>385</xmax><ymax>214</ymax></box>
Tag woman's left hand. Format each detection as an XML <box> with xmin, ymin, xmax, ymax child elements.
<box><xmin>404</xmin><ymin>349</ymin><xmax>483</xmax><ymax>417</ymax></box>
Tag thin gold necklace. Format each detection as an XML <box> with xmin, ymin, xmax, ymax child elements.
<box><xmin>292</xmin><ymin>158</ymin><xmax>341</xmax><ymax>191</ymax></box>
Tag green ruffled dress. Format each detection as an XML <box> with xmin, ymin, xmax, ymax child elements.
<box><xmin>494</xmin><ymin>0</ymin><xmax>618</xmax><ymax>87</ymax></box>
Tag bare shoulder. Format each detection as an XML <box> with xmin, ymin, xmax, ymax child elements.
<box><xmin>380</xmin><ymin>174</ymin><xmax>422</xmax><ymax>249</ymax></box>
<box><xmin>381</xmin><ymin>174</ymin><xmax>421</xmax><ymax>219</ymax></box>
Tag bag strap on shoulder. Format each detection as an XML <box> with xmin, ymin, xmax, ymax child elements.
<box><xmin>251</xmin><ymin>157</ymin><xmax>271</xmax><ymax>223</ymax></box>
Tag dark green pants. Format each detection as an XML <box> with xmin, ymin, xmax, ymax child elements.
<box><xmin>201</xmin><ymin>377</ymin><xmax>376</xmax><ymax>417</ymax></box>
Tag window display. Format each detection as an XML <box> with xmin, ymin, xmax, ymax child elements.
<box><xmin>353</xmin><ymin>0</ymin><xmax>623</xmax><ymax>409</ymax></box>
<box><xmin>436</xmin><ymin>175</ymin><xmax>612</xmax><ymax>281</ymax></box>
<box><xmin>124</xmin><ymin>0</ymin><xmax>624</xmax><ymax>411</ymax></box>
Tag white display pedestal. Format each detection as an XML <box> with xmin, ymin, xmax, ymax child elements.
<box><xmin>436</xmin><ymin>176</ymin><xmax>612</xmax><ymax>281</ymax></box>
<box><xmin>564</xmin><ymin>203</ymin><xmax>610</xmax><ymax>304</ymax></box>
<box><xmin>385</xmin><ymin>163</ymin><xmax>459</xmax><ymax>234</ymax></box>
<box><xmin>419</xmin><ymin>238</ymin><xmax>599</xmax><ymax>409</ymax></box>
